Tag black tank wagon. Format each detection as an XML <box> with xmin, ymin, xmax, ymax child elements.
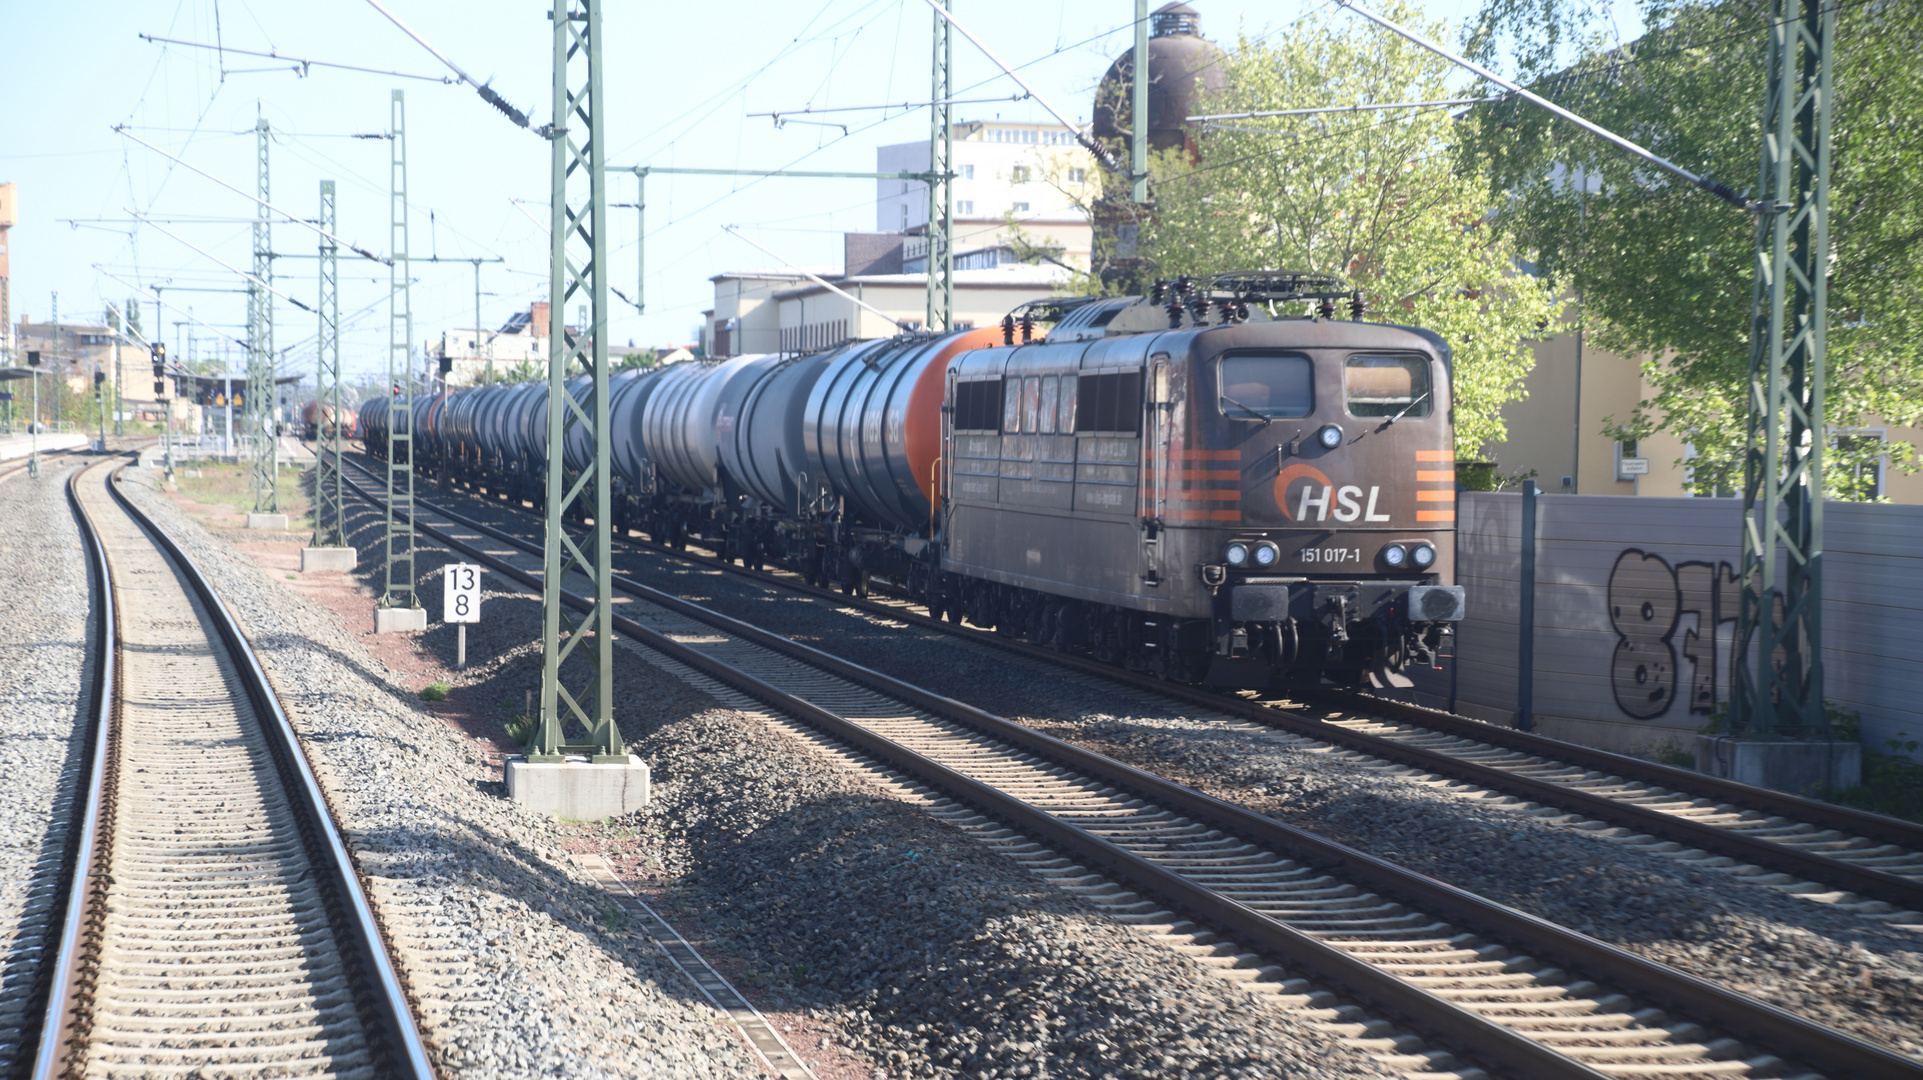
<box><xmin>374</xmin><ymin>271</ymin><xmax>1464</xmax><ymax>690</ymax></box>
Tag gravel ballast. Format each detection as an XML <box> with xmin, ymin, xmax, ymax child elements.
<box><xmin>401</xmin><ymin>470</ymin><xmax>1923</xmax><ymax>1064</ymax></box>
<box><xmin>118</xmin><ymin>466</ymin><xmax>765</xmax><ymax>1079</ymax></box>
<box><xmin>0</xmin><ymin>465</ymin><xmax>95</xmax><ymax>1075</ymax></box>
<box><xmin>306</xmin><ymin>462</ymin><xmax>1413</xmax><ymax>1080</ymax></box>
<box><xmin>585</xmin><ymin>703</ymin><xmax>1403</xmax><ymax>1080</ymax></box>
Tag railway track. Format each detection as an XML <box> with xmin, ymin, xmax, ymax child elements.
<box><xmin>341</xmin><ymin>461</ymin><xmax>1914</xmax><ymax>1080</ymax></box>
<box><xmin>374</xmin><ymin>454</ymin><xmax>1923</xmax><ymax>924</ymax></box>
<box><xmin>24</xmin><ymin>456</ymin><xmax>433</xmax><ymax>1079</ymax></box>
<box><xmin>0</xmin><ymin>448</ymin><xmax>83</xmax><ymax>483</ymax></box>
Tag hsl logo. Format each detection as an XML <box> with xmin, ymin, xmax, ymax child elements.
<box><xmin>1274</xmin><ymin>464</ymin><xmax>1391</xmax><ymax>522</ymax></box>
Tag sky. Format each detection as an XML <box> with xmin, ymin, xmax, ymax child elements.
<box><xmin>0</xmin><ymin>0</ymin><xmax>1642</xmax><ymax>385</ymax></box>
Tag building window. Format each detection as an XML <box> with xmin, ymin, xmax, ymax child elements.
<box><xmin>900</xmin><ymin>205</ymin><xmax>908</xmax><ymax>230</ymax></box>
<box><xmin>961</xmin><ymin>164</ymin><xmax>974</xmax><ymax>180</ymax></box>
<box><xmin>1069</xmin><ymin>167</ymin><xmax>1086</xmax><ymax>184</ymax></box>
<box><xmin>1614</xmin><ymin>440</ymin><xmax>1649</xmax><ymax>482</ymax></box>
<box><xmin>957</xmin><ymin>200</ymin><xmax>974</xmax><ymax>215</ymax></box>
<box><xmin>1833</xmin><ymin>430</ymin><xmax>1887</xmax><ymax>499</ymax></box>
<box><xmin>1011</xmin><ymin>201</ymin><xmax>1029</xmax><ymax>213</ymax></box>
<box><xmin>1010</xmin><ymin>165</ymin><xmax>1029</xmax><ymax>183</ymax></box>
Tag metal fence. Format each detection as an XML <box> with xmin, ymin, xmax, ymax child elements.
<box><xmin>1404</xmin><ymin>493</ymin><xmax>1923</xmax><ymax>763</ymax></box>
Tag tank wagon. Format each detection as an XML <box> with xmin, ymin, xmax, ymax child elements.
<box><xmin>369</xmin><ymin>273</ymin><xmax>1465</xmax><ymax>688</ymax></box>
<box><xmin>301</xmin><ymin>401</ymin><xmax>358</xmax><ymax>441</ymax></box>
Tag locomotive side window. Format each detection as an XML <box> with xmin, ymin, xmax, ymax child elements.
<box><xmin>1022</xmin><ymin>376</ymin><xmax>1042</xmax><ymax>433</ymax></box>
<box><xmin>1073</xmin><ymin>370</ymin><xmax>1143</xmax><ymax>434</ymax></box>
<box><xmin>1057</xmin><ymin>373</ymin><xmax>1077</xmax><ymax>432</ymax></box>
<box><xmin>1038</xmin><ymin>377</ymin><xmax>1060</xmax><ymax>433</ymax></box>
<box><xmin>1218</xmin><ymin>353</ymin><xmax>1313</xmax><ymax>419</ymax></box>
<box><xmin>1345</xmin><ymin>354</ymin><xmax>1432</xmax><ymax>418</ymax></box>
<box><xmin>953</xmin><ymin>379</ymin><xmax>1002</xmax><ymax>431</ymax></box>
<box><xmin>1004</xmin><ymin>378</ymin><xmax>1024</xmax><ymax>432</ymax></box>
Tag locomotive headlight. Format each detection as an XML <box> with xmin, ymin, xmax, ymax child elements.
<box><xmin>1411</xmin><ymin>542</ymin><xmax>1437</xmax><ymax>569</ymax></box>
<box><xmin>1381</xmin><ymin>543</ymin><xmax>1408</xmax><ymax>568</ymax></box>
<box><xmin>1251</xmin><ymin>541</ymin><xmax>1281</xmax><ymax>568</ymax></box>
<box><xmin>1316</xmin><ymin>423</ymin><xmax>1343</xmax><ymax>450</ymax></box>
<box><xmin>1224</xmin><ymin>541</ymin><xmax>1250</xmax><ymax>567</ymax></box>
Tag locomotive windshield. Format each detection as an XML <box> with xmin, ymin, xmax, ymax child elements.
<box><xmin>1345</xmin><ymin>354</ymin><xmax>1433</xmax><ymax>418</ymax></box>
<box><xmin>1218</xmin><ymin>353</ymin><xmax>1313</xmax><ymax>419</ymax></box>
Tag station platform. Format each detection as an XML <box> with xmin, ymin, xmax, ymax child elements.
<box><xmin>0</xmin><ymin>433</ymin><xmax>90</xmax><ymax>461</ymax></box>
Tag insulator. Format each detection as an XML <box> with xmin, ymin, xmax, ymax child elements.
<box><xmin>1316</xmin><ymin>298</ymin><xmax>1336</xmax><ymax>319</ymax></box>
<box><xmin>1001</xmin><ymin>314</ymin><xmax>1016</xmax><ymax>346</ymax></box>
<box><xmin>1019</xmin><ymin>314</ymin><xmax>1034</xmax><ymax>343</ymax></box>
<box><xmin>1216</xmin><ymin>299</ymin><xmax>1236</xmax><ymax>323</ymax></box>
<box><xmin>1349</xmin><ymin>292</ymin><xmax>1367</xmax><ymax>321</ymax></box>
<box><xmin>1177</xmin><ymin>275</ymin><xmax>1194</xmax><ymax>297</ymax></box>
<box><xmin>1150</xmin><ymin>281</ymin><xmax>1166</xmax><ymax>303</ymax></box>
<box><xmin>1189</xmin><ymin>297</ymin><xmax>1210</xmax><ymax>324</ymax></box>
<box><xmin>1165</xmin><ymin>300</ymin><xmax>1184</xmax><ymax>329</ymax></box>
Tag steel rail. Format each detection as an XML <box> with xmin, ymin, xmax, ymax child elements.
<box><xmin>31</xmin><ymin>458</ymin><xmax>437</xmax><ymax>1080</ymax></box>
<box><xmin>342</xmin><ymin>465</ymin><xmax>1916</xmax><ymax>1080</ymax></box>
<box><xmin>377</xmin><ymin>455</ymin><xmax>1923</xmax><ymax>912</ymax></box>
<box><xmin>25</xmin><ymin>465</ymin><xmax>120</xmax><ymax>1079</ymax></box>
<box><xmin>1324</xmin><ymin>688</ymin><xmax>1923</xmax><ymax>851</ymax></box>
<box><xmin>0</xmin><ymin>448</ymin><xmax>85</xmax><ymax>483</ymax></box>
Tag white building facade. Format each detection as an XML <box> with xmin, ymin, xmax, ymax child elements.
<box><xmin>877</xmin><ymin>121</ymin><xmax>1097</xmax><ymax>270</ymax></box>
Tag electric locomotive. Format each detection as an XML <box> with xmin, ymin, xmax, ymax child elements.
<box><xmin>387</xmin><ymin>271</ymin><xmax>1465</xmax><ymax>689</ymax></box>
<box><xmin>933</xmin><ymin>273</ymin><xmax>1463</xmax><ymax>688</ymax></box>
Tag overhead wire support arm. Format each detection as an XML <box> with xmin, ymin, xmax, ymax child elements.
<box><xmin>1333</xmin><ymin>0</ymin><xmax>1748</xmax><ymax>209</ymax></box>
<box><xmin>131</xmin><ymin>213</ymin><xmax>314</xmax><ymax>312</ymax></box>
<box><xmin>920</xmin><ymin>0</ymin><xmax>1124</xmax><ymax>175</ymax></box>
<box><xmin>746</xmin><ymin>92</ymin><xmax>1028</xmax><ymax>120</ymax></box>
<box><xmin>114</xmin><ymin>127</ymin><xmax>393</xmax><ymax>263</ymax></box>
<box><xmin>1187</xmin><ymin>97</ymin><xmax>1505</xmax><ymax>122</ymax></box>
<box><xmin>361</xmin><ymin>0</ymin><xmax>548</xmax><ymax>136</ymax></box>
<box><xmin>137</xmin><ymin>33</ymin><xmax>454</xmax><ymax>83</ymax></box>
<box><xmin>616</xmin><ymin>165</ymin><xmax>957</xmax><ymax>314</ymax></box>
<box><xmin>722</xmin><ymin>226</ymin><xmax>910</xmax><ymax>332</ymax></box>
<box><xmin>93</xmin><ymin>265</ymin><xmax>249</xmax><ymax>349</ymax></box>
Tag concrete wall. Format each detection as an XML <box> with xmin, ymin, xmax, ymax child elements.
<box><xmin>1406</xmin><ymin>492</ymin><xmax>1923</xmax><ymax>763</ymax></box>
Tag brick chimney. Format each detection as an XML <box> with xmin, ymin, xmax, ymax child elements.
<box><xmin>530</xmin><ymin>301</ymin><xmax>550</xmax><ymax>339</ymax></box>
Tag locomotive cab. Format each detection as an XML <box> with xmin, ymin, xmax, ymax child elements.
<box><xmin>1174</xmin><ymin>319</ymin><xmax>1462</xmax><ymax>686</ymax></box>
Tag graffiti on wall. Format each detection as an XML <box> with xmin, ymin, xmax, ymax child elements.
<box><xmin>1606</xmin><ymin>550</ymin><xmax>1739</xmax><ymax>720</ymax></box>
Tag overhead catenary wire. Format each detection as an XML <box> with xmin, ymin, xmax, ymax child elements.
<box><xmin>1333</xmin><ymin>0</ymin><xmax>1746</xmax><ymax>208</ymax></box>
<box><xmin>360</xmin><ymin>0</ymin><xmax>545</xmax><ymax>135</ymax></box>
<box><xmin>749</xmin><ymin>92</ymin><xmax>1029</xmax><ymax>121</ymax></box>
<box><xmin>94</xmin><ymin>265</ymin><xmax>249</xmax><ymax>350</ymax></box>
<box><xmin>114</xmin><ymin>127</ymin><xmax>393</xmax><ymax>263</ymax></box>
<box><xmin>1188</xmin><ymin>97</ymin><xmax>1504</xmax><ymax>122</ymax></box>
<box><xmin>504</xmin><ymin>199</ymin><xmax>640</xmax><ymax>309</ymax></box>
<box><xmin>919</xmin><ymin>0</ymin><xmax>1120</xmax><ymax>173</ymax></box>
<box><xmin>131</xmin><ymin>213</ymin><xmax>315</xmax><ymax>312</ymax></box>
<box><xmin>137</xmin><ymin>34</ymin><xmax>455</xmax><ymax>84</ymax></box>
<box><xmin>721</xmin><ymin>225</ymin><xmax>907</xmax><ymax>330</ymax></box>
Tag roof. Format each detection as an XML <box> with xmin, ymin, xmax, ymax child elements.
<box><xmin>709</xmin><ymin>267</ymin><xmax>834</xmax><ymax>284</ymax></box>
<box><xmin>771</xmin><ymin>263</ymin><xmax>1070</xmax><ymax>301</ymax></box>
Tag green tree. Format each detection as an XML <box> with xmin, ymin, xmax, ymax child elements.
<box><xmin>1460</xmin><ymin>0</ymin><xmax>1923</xmax><ymax>498</ymax></box>
<box><xmin>1139</xmin><ymin>3</ymin><xmax>1563</xmax><ymax>458</ymax></box>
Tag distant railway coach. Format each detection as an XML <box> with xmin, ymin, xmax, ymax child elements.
<box><xmin>367</xmin><ymin>272</ymin><xmax>1465</xmax><ymax>688</ymax></box>
<box><xmin>301</xmin><ymin>401</ymin><xmax>357</xmax><ymax>441</ymax></box>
